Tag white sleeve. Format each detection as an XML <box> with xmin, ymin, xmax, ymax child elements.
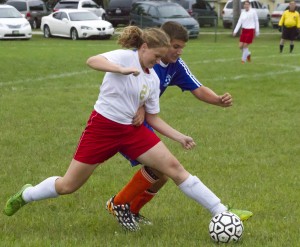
<box><xmin>233</xmin><ymin>13</ymin><xmax>243</xmax><ymax>34</ymax></box>
<box><xmin>254</xmin><ymin>11</ymin><xmax>260</xmax><ymax>35</ymax></box>
<box><xmin>100</xmin><ymin>49</ymin><xmax>130</xmax><ymax>67</ymax></box>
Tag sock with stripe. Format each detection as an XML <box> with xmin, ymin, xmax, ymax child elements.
<box><xmin>114</xmin><ymin>166</ymin><xmax>158</xmax><ymax>205</ymax></box>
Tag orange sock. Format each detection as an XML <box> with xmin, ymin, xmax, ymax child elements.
<box><xmin>130</xmin><ymin>190</ymin><xmax>156</xmax><ymax>214</ymax></box>
<box><xmin>114</xmin><ymin>166</ymin><xmax>157</xmax><ymax>205</ymax></box>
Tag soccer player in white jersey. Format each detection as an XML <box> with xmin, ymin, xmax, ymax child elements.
<box><xmin>3</xmin><ymin>26</ymin><xmax>245</xmax><ymax>232</ymax></box>
<box><xmin>233</xmin><ymin>0</ymin><xmax>259</xmax><ymax>63</ymax></box>
<box><xmin>106</xmin><ymin>22</ymin><xmax>253</xmax><ymax>227</ymax></box>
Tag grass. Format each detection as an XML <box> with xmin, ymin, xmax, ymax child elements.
<box><xmin>0</xmin><ymin>29</ymin><xmax>299</xmax><ymax>247</ymax></box>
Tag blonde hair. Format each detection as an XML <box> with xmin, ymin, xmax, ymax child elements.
<box><xmin>118</xmin><ymin>26</ymin><xmax>170</xmax><ymax>49</ymax></box>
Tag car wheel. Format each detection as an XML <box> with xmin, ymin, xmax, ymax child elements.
<box><xmin>223</xmin><ymin>22</ymin><xmax>232</xmax><ymax>29</ymax></box>
<box><xmin>264</xmin><ymin>20</ymin><xmax>269</xmax><ymax>27</ymax></box>
<box><xmin>32</xmin><ymin>19</ymin><xmax>38</xmax><ymax>29</ymax></box>
<box><xmin>70</xmin><ymin>28</ymin><xmax>79</xmax><ymax>40</ymax></box>
<box><xmin>43</xmin><ymin>25</ymin><xmax>52</xmax><ymax>38</ymax></box>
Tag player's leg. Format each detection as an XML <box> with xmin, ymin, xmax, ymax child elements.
<box><xmin>136</xmin><ymin>142</ymin><xmax>228</xmax><ymax>216</ymax></box>
<box><xmin>130</xmin><ymin>173</ymin><xmax>169</xmax><ymax>215</ymax></box>
<box><xmin>3</xmin><ymin>159</ymin><xmax>98</xmax><ymax>216</ymax></box>
<box><xmin>241</xmin><ymin>42</ymin><xmax>250</xmax><ymax>63</ymax></box>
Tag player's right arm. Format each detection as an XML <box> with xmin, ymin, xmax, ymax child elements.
<box><xmin>86</xmin><ymin>55</ymin><xmax>140</xmax><ymax>76</ymax></box>
<box><xmin>192</xmin><ymin>86</ymin><xmax>233</xmax><ymax>107</ymax></box>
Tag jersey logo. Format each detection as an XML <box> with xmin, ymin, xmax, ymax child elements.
<box><xmin>163</xmin><ymin>72</ymin><xmax>176</xmax><ymax>87</ymax></box>
<box><xmin>140</xmin><ymin>84</ymin><xmax>149</xmax><ymax>101</ymax></box>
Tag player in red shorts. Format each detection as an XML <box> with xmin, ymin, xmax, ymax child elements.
<box><xmin>233</xmin><ymin>0</ymin><xmax>260</xmax><ymax>63</ymax></box>
<box><xmin>3</xmin><ymin>26</ymin><xmax>235</xmax><ymax>232</ymax></box>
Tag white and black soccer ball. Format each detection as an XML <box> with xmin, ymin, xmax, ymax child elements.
<box><xmin>209</xmin><ymin>212</ymin><xmax>244</xmax><ymax>243</ymax></box>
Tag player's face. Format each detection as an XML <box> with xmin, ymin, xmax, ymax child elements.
<box><xmin>161</xmin><ymin>39</ymin><xmax>186</xmax><ymax>64</ymax></box>
<box><xmin>139</xmin><ymin>44</ymin><xmax>168</xmax><ymax>70</ymax></box>
<box><xmin>244</xmin><ymin>2</ymin><xmax>250</xmax><ymax>11</ymax></box>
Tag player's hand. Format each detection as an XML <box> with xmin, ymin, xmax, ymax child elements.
<box><xmin>132</xmin><ymin>106</ymin><xmax>145</xmax><ymax>126</ymax></box>
<box><xmin>120</xmin><ymin>67</ymin><xmax>140</xmax><ymax>76</ymax></box>
<box><xmin>219</xmin><ymin>93</ymin><xmax>233</xmax><ymax>107</ymax></box>
<box><xmin>180</xmin><ymin>136</ymin><xmax>196</xmax><ymax>150</ymax></box>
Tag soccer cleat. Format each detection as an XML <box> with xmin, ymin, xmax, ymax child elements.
<box><xmin>3</xmin><ymin>184</ymin><xmax>32</xmax><ymax>216</ymax></box>
<box><xmin>106</xmin><ymin>196</ymin><xmax>140</xmax><ymax>231</ymax></box>
<box><xmin>227</xmin><ymin>207</ymin><xmax>253</xmax><ymax>222</ymax></box>
<box><xmin>241</xmin><ymin>61</ymin><xmax>245</xmax><ymax>64</ymax></box>
<box><xmin>132</xmin><ymin>213</ymin><xmax>153</xmax><ymax>225</ymax></box>
<box><xmin>247</xmin><ymin>53</ymin><xmax>251</xmax><ymax>62</ymax></box>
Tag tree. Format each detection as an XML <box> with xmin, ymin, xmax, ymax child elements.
<box><xmin>232</xmin><ymin>0</ymin><xmax>241</xmax><ymax>35</ymax></box>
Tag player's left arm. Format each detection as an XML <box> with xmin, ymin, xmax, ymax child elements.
<box><xmin>191</xmin><ymin>86</ymin><xmax>233</xmax><ymax>107</ymax></box>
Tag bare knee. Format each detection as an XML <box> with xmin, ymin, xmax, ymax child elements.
<box><xmin>164</xmin><ymin>159</ymin><xmax>188</xmax><ymax>183</ymax></box>
<box><xmin>55</xmin><ymin>178</ymin><xmax>79</xmax><ymax>195</ymax></box>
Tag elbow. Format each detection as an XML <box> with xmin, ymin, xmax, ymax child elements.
<box><xmin>86</xmin><ymin>56</ymin><xmax>96</xmax><ymax>68</ymax></box>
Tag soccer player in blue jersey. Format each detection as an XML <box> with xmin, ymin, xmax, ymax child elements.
<box><xmin>106</xmin><ymin>21</ymin><xmax>253</xmax><ymax>226</ymax></box>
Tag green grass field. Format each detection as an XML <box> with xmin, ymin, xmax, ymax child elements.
<box><xmin>0</xmin><ymin>29</ymin><xmax>299</xmax><ymax>247</ymax></box>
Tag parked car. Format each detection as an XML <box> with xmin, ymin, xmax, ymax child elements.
<box><xmin>5</xmin><ymin>0</ymin><xmax>51</xmax><ymax>29</ymax></box>
<box><xmin>170</xmin><ymin>0</ymin><xmax>218</xmax><ymax>27</ymax></box>
<box><xmin>40</xmin><ymin>9</ymin><xmax>114</xmax><ymax>40</ymax></box>
<box><xmin>53</xmin><ymin>0</ymin><xmax>106</xmax><ymax>20</ymax></box>
<box><xmin>271</xmin><ymin>3</ymin><xmax>300</xmax><ymax>28</ymax></box>
<box><xmin>0</xmin><ymin>4</ymin><xmax>32</xmax><ymax>39</ymax></box>
<box><xmin>130</xmin><ymin>1</ymin><xmax>200</xmax><ymax>38</ymax></box>
<box><xmin>105</xmin><ymin>0</ymin><xmax>137</xmax><ymax>27</ymax></box>
<box><xmin>221</xmin><ymin>0</ymin><xmax>270</xmax><ymax>28</ymax></box>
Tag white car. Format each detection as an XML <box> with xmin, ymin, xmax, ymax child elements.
<box><xmin>40</xmin><ymin>9</ymin><xmax>114</xmax><ymax>40</ymax></box>
<box><xmin>0</xmin><ymin>5</ymin><xmax>32</xmax><ymax>40</ymax></box>
<box><xmin>53</xmin><ymin>0</ymin><xmax>106</xmax><ymax>20</ymax></box>
<box><xmin>222</xmin><ymin>0</ymin><xmax>270</xmax><ymax>28</ymax></box>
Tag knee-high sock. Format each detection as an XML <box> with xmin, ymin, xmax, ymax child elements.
<box><xmin>130</xmin><ymin>190</ymin><xmax>156</xmax><ymax>214</ymax></box>
<box><xmin>179</xmin><ymin>174</ymin><xmax>227</xmax><ymax>216</ymax></box>
<box><xmin>242</xmin><ymin>48</ymin><xmax>249</xmax><ymax>62</ymax></box>
<box><xmin>114</xmin><ymin>166</ymin><xmax>157</xmax><ymax>205</ymax></box>
<box><xmin>22</xmin><ymin>176</ymin><xmax>60</xmax><ymax>203</ymax></box>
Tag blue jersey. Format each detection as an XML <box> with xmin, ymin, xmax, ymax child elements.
<box><xmin>154</xmin><ymin>57</ymin><xmax>202</xmax><ymax>97</ymax></box>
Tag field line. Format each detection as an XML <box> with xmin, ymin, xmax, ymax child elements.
<box><xmin>0</xmin><ymin>70</ymin><xmax>92</xmax><ymax>87</ymax></box>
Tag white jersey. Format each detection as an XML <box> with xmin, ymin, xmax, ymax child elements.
<box><xmin>94</xmin><ymin>49</ymin><xmax>160</xmax><ymax>125</ymax></box>
<box><xmin>234</xmin><ymin>8</ymin><xmax>259</xmax><ymax>35</ymax></box>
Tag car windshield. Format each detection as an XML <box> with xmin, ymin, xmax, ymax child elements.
<box><xmin>158</xmin><ymin>5</ymin><xmax>190</xmax><ymax>18</ymax></box>
<box><xmin>69</xmin><ymin>11</ymin><xmax>98</xmax><ymax>21</ymax></box>
<box><xmin>57</xmin><ymin>2</ymin><xmax>79</xmax><ymax>9</ymax></box>
<box><xmin>6</xmin><ymin>2</ymin><xmax>27</xmax><ymax>11</ymax></box>
<box><xmin>276</xmin><ymin>4</ymin><xmax>288</xmax><ymax>11</ymax></box>
<box><xmin>108</xmin><ymin>0</ymin><xmax>131</xmax><ymax>8</ymax></box>
<box><xmin>0</xmin><ymin>8</ymin><xmax>22</xmax><ymax>18</ymax></box>
<box><xmin>82</xmin><ymin>1</ymin><xmax>99</xmax><ymax>8</ymax></box>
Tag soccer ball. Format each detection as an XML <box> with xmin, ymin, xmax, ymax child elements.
<box><xmin>209</xmin><ymin>212</ymin><xmax>244</xmax><ymax>243</ymax></box>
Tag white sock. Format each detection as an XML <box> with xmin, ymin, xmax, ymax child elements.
<box><xmin>242</xmin><ymin>48</ymin><xmax>249</xmax><ymax>61</ymax></box>
<box><xmin>22</xmin><ymin>176</ymin><xmax>60</xmax><ymax>203</ymax></box>
<box><xmin>179</xmin><ymin>174</ymin><xmax>227</xmax><ymax>216</ymax></box>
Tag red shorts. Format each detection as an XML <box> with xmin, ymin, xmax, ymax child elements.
<box><xmin>73</xmin><ymin>110</ymin><xmax>160</xmax><ymax>165</ymax></box>
<box><xmin>240</xmin><ymin>28</ymin><xmax>255</xmax><ymax>44</ymax></box>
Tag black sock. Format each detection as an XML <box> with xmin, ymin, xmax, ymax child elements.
<box><xmin>290</xmin><ymin>44</ymin><xmax>294</xmax><ymax>53</ymax></box>
<box><xmin>280</xmin><ymin>45</ymin><xmax>284</xmax><ymax>53</ymax></box>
